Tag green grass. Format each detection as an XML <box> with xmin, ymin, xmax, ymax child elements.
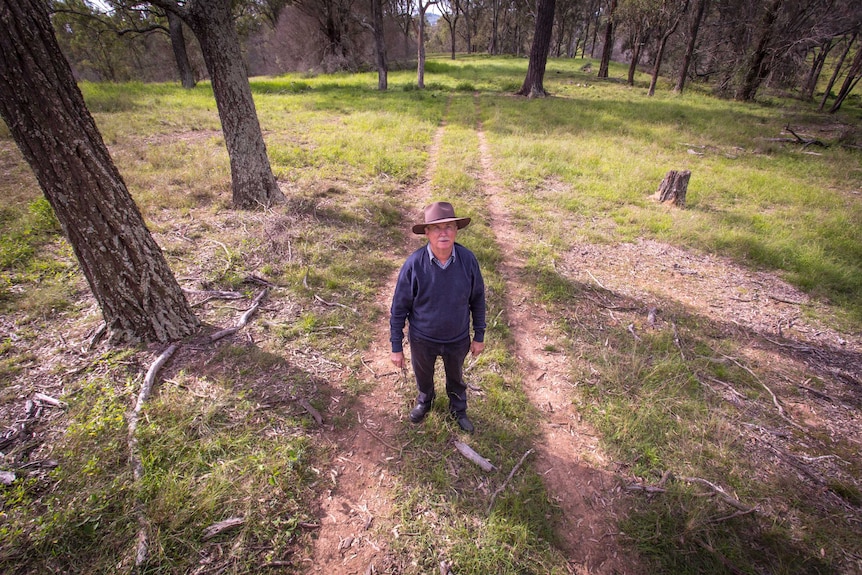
<box><xmin>1</xmin><ymin>55</ymin><xmax>860</xmax><ymax>574</ymax></box>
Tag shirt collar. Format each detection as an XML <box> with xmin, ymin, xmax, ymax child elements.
<box><xmin>427</xmin><ymin>243</ymin><xmax>456</xmax><ymax>269</ymax></box>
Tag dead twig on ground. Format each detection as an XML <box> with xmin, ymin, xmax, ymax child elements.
<box><xmin>204</xmin><ymin>288</ymin><xmax>268</xmax><ymax>343</ymax></box>
<box><xmin>488</xmin><ymin>449</ymin><xmax>534</xmax><ymax>515</ymax></box>
<box><xmin>723</xmin><ymin>354</ymin><xmax>804</xmax><ymax>431</ymax></box>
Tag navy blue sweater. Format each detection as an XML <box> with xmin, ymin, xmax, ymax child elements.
<box><xmin>390</xmin><ymin>243</ymin><xmax>486</xmax><ymax>353</ymax></box>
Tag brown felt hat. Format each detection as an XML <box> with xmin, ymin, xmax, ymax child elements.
<box><xmin>412</xmin><ymin>202</ymin><xmax>471</xmax><ymax>235</ymax></box>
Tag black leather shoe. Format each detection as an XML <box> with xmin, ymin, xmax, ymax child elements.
<box><xmin>409</xmin><ymin>401</ymin><xmax>433</xmax><ymax>423</ymax></box>
<box><xmin>453</xmin><ymin>413</ymin><xmax>474</xmax><ymax>433</ymax></box>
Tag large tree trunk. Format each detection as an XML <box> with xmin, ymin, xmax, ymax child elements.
<box><xmin>516</xmin><ymin>0</ymin><xmax>556</xmax><ymax>97</ymax></box>
<box><xmin>167</xmin><ymin>10</ymin><xmax>196</xmax><ymax>89</ymax></box>
<box><xmin>0</xmin><ymin>0</ymin><xmax>199</xmax><ymax>344</ymax></box>
<box><xmin>154</xmin><ymin>0</ymin><xmax>284</xmax><ymax>209</ymax></box>
<box><xmin>597</xmin><ymin>0</ymin><xmax>617</xmax><ymax>78</ymax></box>
<box><xmin>674</xmin><ymin>0</ymin><xmax>707</xmax><ymax>93</ymax></box>
<box><xmin>371</xmin><ymin>0</ymin><xmax>388</xmax><ymax>90</ymax></box>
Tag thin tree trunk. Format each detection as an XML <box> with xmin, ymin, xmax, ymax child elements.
<box><xmin>674</xmin><ymin>0</ymin><xmax>707</xmax><ymax>93</ymax></box>
<box><xmin>417</xmin><ymin>3</ymin><xmax>428</xmax><ymax>88</ymax></box>
<box><xmin>167</xmin><ymin>10</ymin><xmax>196</xmax><ymax>89</ymax></box>
<box><xmin>828</xmin><ymin>43</ymin><xmax>862</xmax><ymax>113</ymax></box>
<box><xmin>516</xmin><ymin>0</ymin><xmax>556</xmax><ymax>97</ymax></box>
<box><xmin>802</xmin><ymin>39</ymin><xmax>831</xmax><ymax>101</ymax></box>
<box><xmin>627</xmin><ymin>31</ymin><xmax>647</xmax><ymax>86</ymax></box>
<box><xmin>371</xmin><ymin>0</ymin><xmax>388</xmax><ymax>90</ymax></box>
<box><xmin>820</xmin><ymin>33</ymin><xmax>856</xmax><ymax>111</ymax></box>
<box><xmin>648</xmin><ymin>7</ymin><xmax>686</xmax><ymax>97</ymax></box>
<box><xmin>0</xmin><ymin>0</ymin><xmax>199</xmax><ymax>344</ymax></box>
<box><xmin>598</xmin><ymin>0</ymin><xmax>617</xmax><ymax>78</ymax></box>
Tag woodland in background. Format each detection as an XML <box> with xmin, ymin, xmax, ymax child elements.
<box><xmin>52</xmin><ymin>0</ymin><xmax>862</xmax><ymax>109</ymax></box>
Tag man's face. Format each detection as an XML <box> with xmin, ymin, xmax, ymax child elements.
<box><xmin>426</xmin><ymin>222</ymin><xmax>458</xmax><ymax>255</ymax></box>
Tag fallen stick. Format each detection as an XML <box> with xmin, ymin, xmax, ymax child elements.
<box><xmin>205</xmin><ymin>288</ymin><xmax>268</xmax><ymax>343</ymax></box>
<box><xmin>680</xmin><ymin>476</ymin><xmax>753</xmax><ymax>512</ymax></box>
<box><xmin>129</xmin><ymin>342</ymin><xmax>179</xmax><ymax>568</ymax></box>
<box><xmin>454</xmin><ymin>440</ymin><xmax>496</xmax><ymax>472</ymax></box>
<box><xmin>488</xmin><ymin>448</ymin><xmax>534</xmax><ymax>514</ymax></box>
<box><xmin>297</xmin><ymin>397</ymin><xmax>323</xmax><ymax>425</ymax></box>
<box><xmin>202</xmin><ymin>516</ymin><xmax>245</xmax><ymax>540</ymax></box>
<box><xmin>33</xmin><ymin>392</ymin><xmax>67</xmax><ymax>409</ymax></box>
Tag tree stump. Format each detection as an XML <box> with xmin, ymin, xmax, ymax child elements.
<box><xmin>656</xmin><ymin>170</ymin><xmax>691</xmax><ymax>206</ymax></box>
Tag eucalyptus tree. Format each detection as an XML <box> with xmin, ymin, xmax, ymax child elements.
<box><xmin>646</xmin><ymin>0</ymin><xmax>688</xmax><ymax>96</ymax></box>
<box><xmin>597</xmin><ymin>0</ymin><xmax>617</xmax><ymax>77</ymax></box>
<box><xmin>0</xmin><ymin>0</ymin><xmax>200</xmax><ymax>344</ymax></box>
<box><xmin>416</xmin><ymin>0</ymin><xmax>437</xmax><ymax>87</ymax></box>
<box><xmin>673</xmin><ymin>0</ymin><xmax>707</xmax><ymax>92</ymax></box>
<box><xmin>148</xmin><ymin>0</ymin><xmax>285</xmax><ymax>209</ymax></box>
<box><xmin>617</xmin><ymin>0</ymin><xmax>653</xmax><ymax>85</ymax></box>
<box><xmin>370</xmin><ymin>0</ymin><xmax>389</xmax><ymax>88</ymax></box>
<box><xmin>516</xmin><ymin>0</ymin><xmax>556</xmax><ymax>96</ymax></box>
<box><xmin>438</xmin><ymin>0</ymin><xmax>461</xmax><ymax>58</ymax></box>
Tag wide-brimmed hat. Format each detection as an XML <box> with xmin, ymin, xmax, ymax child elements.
<box><xmin>412</xmin><ymin>201</ymin><xmax>471</xmax><ymax>235</ymax></box>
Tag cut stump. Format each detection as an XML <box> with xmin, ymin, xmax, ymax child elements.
<box><xmin>656</xmin><ymin>170</ymin><xmax>690</xmax><ymax>206</ymax></box>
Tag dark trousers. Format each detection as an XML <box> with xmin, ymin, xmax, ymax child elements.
<box><xmin>408</xmin><ymin>333</ymin><xmax>471</xmax><ymax>415</ymax></box>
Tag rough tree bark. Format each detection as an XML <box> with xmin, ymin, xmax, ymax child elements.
<box><xmin>656</xmin><ymin>170</ymin><xmax>691</xmax><ymax>207</ymax></box>
<box><xmin>167</xmin><ymin>10</ymin><xmax>196</xmax><ymax>89</ymax></box>
<box><xmin>371</xmin><ymin>0</ymin><xmax>388</xmax><ymax>90</ymax></box>
<box><xmin>151</xmin><ymin>0</ymin><xmax>284</xmax><ymax>209</ymax></box>
<box><xmin>598</xmin><ymin>0</ymin><xmax>617</xmax><ymax>78</ymax></box>
<box><xmin>0</xmin><ymin>0</ymin><xmax>199</xmax><ymax>344</ymax></box>
<box><xmin>516</xmin><ymin>0</ymin><xmax>557</xmax><ymax>97</ymax></box>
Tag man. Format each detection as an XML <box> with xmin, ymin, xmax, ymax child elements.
<box><xmin>390</xmin><ymin>202</ymin><xmax>486</xmax><ymax>433</ymax></box>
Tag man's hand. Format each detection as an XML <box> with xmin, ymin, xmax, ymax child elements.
<box><xmin>391</xmin><ymin>351</ymin><xmax>405</xmax><ymax>368</ymax></box>
<box><xmin>470</xmin><ymin>341</ymin><xmax>485</xmax><ymax>356</ymax></box>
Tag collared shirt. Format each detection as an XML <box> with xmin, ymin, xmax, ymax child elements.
<box><xmin>427</xmin><ymin>243</ymin><xmax>455</xmax><ymax>269</ymax></box>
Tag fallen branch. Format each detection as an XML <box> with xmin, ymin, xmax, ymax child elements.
<box><xmin>297</xmin><ymin>397</ymin><xmax>323</xmax><ymax>425</ymax></box>
<box><xmin>204</xmin><ymin>288</ymin><xmax>268</xmax><ymax>343</ymax></box>
<box><xmin>314</xmin><ymin>293</ymin><xmax>358</xmax><ymax>313</ymax></box>
<box><xmin>129</xmin><ymin>342</ymin><xmax>179</xmax><ymax>568</ymax></box>
<box><xmin>488</xmin><ymin>449</ymin><xmax>534</xmax><ymax>515</ymax></box>
<box><xmin>586</xmin><ymin>270</ymin><xmax>608</xmax><ymax>291</ymax></box>
<box><xmin>202</xmin><ymin>516</ymin><xmax>245</xmax><ymax>540</ymax></box>
<box><xmin>454</xmin><ymin>440</ymin><xmax>496</xmax><ymax>472</ymax></box>
<box><xmin>680</xmin><ymin>476</ymin><xmax>754</xmax><ymax>512</ymax></box>
<box><xmin>361</xmin><ymin>425</ymin><xmax>400</xmax><ymax>452</ymax></box>
<box><xmin>784</xmin><ymin>126</ymin><xmax>826</xmax><ymax>149</ymax></box>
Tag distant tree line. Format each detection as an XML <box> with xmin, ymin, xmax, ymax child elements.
<box><xmin>50</xmin><ymin>0</ymin><xmax>862</xmax><ymax>107</ymax></box>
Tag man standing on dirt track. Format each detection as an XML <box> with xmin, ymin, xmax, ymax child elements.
<box><xmin>389</xmin><ymin>201</ymin><xmax>487</xmax><ymax>434</ymax></box>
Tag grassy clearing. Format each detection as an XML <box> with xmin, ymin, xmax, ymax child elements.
<box><xmin>1</xmin><ymin>55</ymin><xmax>860</xmax><ymax>574</ymax></box>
